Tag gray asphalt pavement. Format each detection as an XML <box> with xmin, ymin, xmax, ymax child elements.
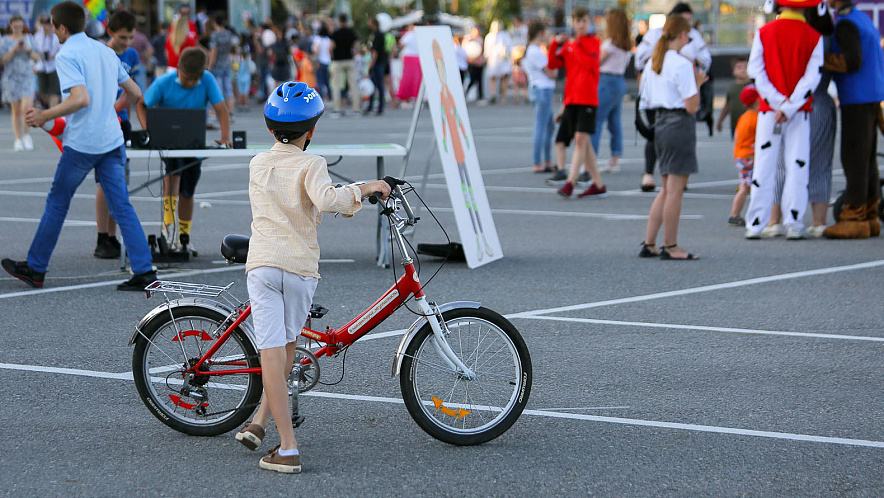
<box><xmin>0</xmin><ymin>97</ymin><xmax>882</xmax><ymax>497</ymax></box>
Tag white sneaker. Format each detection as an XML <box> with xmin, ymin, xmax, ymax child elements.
<box><xmin>13</xmin><ymin>139</ymin><xmax>23</xmax><ymax>152</ymax></box>
<box><xmin>786</xmin><ymin>226</ymin><xmax>807</xmax><ymax>240</ymax></box>
<box><xmin>805</xmin><ymin>225</ymin><xmax>826</xmax><ymax>238</ymax></box>
<box><xmin>745</xmin><ymin>229</ymin><xmax>762</xmax><ymax>239</ymax></box>
<box><xmin>22</xmin><ymin>134</ymin><xmax>34</xmax><ymax>150</ymax></box>
<box><xmin>760</xmin><ymin>224</ymin><xmax>785</xmax><ymax>238</ymax></box>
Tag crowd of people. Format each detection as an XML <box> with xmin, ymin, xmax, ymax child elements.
<box><xmin>521</xmin><ymin>0</ymin><xmax>882</xmax><ymax>259</ymax></box>
<box><xmin>1</xmin><ymin>0</ymin><xmax>882</xmax><ymax>286</ymax></box>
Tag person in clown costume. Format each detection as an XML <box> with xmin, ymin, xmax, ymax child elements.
<box><xmin>744</xmin><ymin>0</ymin><xmax>824</xmax><ymax>240</ymax></box>
<box><xmin>821</xmin><ymin>0</ymin><xmax>884</xmax><ymax>238</ymax></box>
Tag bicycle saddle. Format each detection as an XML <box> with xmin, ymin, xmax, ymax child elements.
<box><xmin>221</xmin><ymin>234</ymin><xmax>250</xmax><ymax>264</ymax></box>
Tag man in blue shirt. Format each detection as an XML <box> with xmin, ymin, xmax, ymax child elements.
<box><xmin>94</xmin><ymin>9</ymin><xmax>142</xmax><ymax>260</ymax></box>
<box><xmin>136</xmin><ymin>47</ymin><xmax>231</xmax><ymax>253</ymax></box>
<box><xmin>3</xmin><ymin>1</ymin><xmax>155</xmax><ymax>290</ymax></box>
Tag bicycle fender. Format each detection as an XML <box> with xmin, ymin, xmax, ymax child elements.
<box><xmin>391</xmin><ymin>301</ymin><xmax>480</xmax><ymax>378</ymax></box>
<box><xmin>128</xmin><ymin>297</ymin><xmax>257</xmax><ymax>350</ymax></box>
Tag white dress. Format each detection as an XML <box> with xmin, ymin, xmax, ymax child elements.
<box><xmin>484</xmin><ymin>31</ymin><xmax>512</xmax><ymax>78</ymax></box>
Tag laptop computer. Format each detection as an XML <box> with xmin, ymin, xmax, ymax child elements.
<box><xmin>145</xmin><ymin>108</ymin><xmax>206</xmax><ymax>150</ymax></box>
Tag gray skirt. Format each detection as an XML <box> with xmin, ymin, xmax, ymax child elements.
<box><xmin>654</xmin><ymin>109</ymin><xmax>698</xmax><ymax>176</ymax></box>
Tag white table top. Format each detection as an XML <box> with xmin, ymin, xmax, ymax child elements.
<box><xmin>126</xmin><ymin>143</ymin><xmax>407</xmax><ymax>159</ymax></box>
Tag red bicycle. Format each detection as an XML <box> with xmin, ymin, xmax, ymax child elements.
<box><xmin>130</xmin><ymin>182</ymin><xmax>532</xmax><ymax>445</ymax></box>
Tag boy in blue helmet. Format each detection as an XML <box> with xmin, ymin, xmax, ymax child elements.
<box><xmin>235</xmin><ymin>81</ymin><xmax>391</xmax><ymax>474</ymax></box>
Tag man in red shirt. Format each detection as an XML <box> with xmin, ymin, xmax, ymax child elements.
<box><xmin>548</xmin><ymin>6</ymin><xmax>607</xmax><ymax>198</ymax></box>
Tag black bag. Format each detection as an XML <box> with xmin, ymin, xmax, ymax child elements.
<box><xmin>635</xmin><ymin>98</ymin><xmax>655</xmax><ymax>140</ymax></box>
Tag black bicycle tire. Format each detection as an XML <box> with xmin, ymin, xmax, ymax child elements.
<box><xmin>399</xmin><ymin>307</ymin><xmax>532</xmax><ymax>446</ymax></box>
<box><xmin>132</xmin><ymin>305</ymin><xmax>262</xmax><ymax>436</ymax></box>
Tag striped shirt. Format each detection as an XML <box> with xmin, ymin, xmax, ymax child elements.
<box><xmin>246</xmin><ymin>142</ymin><xmax>363</xmax><ymax>279</ymax></box>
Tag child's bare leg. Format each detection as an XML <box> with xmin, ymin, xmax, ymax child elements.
<box><xmin>567</xmin><ymin>134</ymin><xmax>587</xmax><ymax>185</ymax></box>
<box><xmin>10</xmin><ymin>101</ymin><xmax>22</xmax><ymax>140</ymax></box>
<box><xmin>179</xmin><ymin>195</ymin><xmax>194</xmax><ymax>226</ymax></box>
<box><xmin>731</xmin><ymin>184</ymin><xmax>750</xmax><ymax>218</ymax></box>
<box><xmin>768</xmin><ymin>204</ymin><xmax>782</xmax><ymax>226</ymax></box>
<box><xmin>251</xmin><ymin>342</ymin><xmax>298</xmax><ymax>428</ymax></box>
<box><xmin>259</xmin><ymin>344</ymin><xmax>298</xmax><ymax>451</ymax></box>
<box><xmin>96</xmin><ymin>186</ymin><xmax>110</xmax><ymax>234</ymax></box>
<box><xmin>811</xmin><ymin>202</ymin><xmax>828</xmax><ymax>226</ymax></box>
<box><xmin>582</xmin><ymin>135</ymin><xmax>603</xmax><ymax>187</ymax></box>
<box><xmin>499</xmin><ymin>75</ymin><xmax>509</xmax><ymax>104</ymax></box>
<box><xmin>555</xmin><ymin>142</ymin><xmax>567</xmax><ymax>171</ymax></box>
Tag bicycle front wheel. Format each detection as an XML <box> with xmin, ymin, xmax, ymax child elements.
<box><xmin>132</xmin><ymin>306</ymin><xmax>263</xmax><ymax>436</ymax></box>
<box><xmin>399</xmin><ymin>307</ymin><xmax>532</xmax><ymax>446</ymax></box>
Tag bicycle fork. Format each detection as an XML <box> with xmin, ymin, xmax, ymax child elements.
<box><xmin>416</xmin><ymin>298</ymin><xmax>477</xmax><ymax>380</ymax></box>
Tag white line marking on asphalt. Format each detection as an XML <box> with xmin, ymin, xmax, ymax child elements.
<box><xmin>522</xmin><ymin>316</ymin><xmax>884</xmax><ymax>342</ymax></box>
<box><xmin>0</xmin><ymin>265</ymin><xmax>245</xmax><ymax>300</ymax></box>
<box><xmin>412</xmin><ymin>183</ymin><xmax>735</xmax><ymax>200</ymax></box>
<box><xmin>1</xmin><ymin>361</ymin><xmax>882</xmax><ymax>449</ymax></box>
<box><xmin>210</xmin><ymin>259</ymin><xmax>356</xmax><ymax>265</ymax></box>
<box><xmin>0</xmin><ymin>362</ymin><xmax>133</xmax><ymax>380</ymax></box>
<box><xmin>508</xmin><ymin>259</ymin><xmax>884</xmax><ymax>318</ymax></box>
<box><xmin>427</xmin><ymin>206</ymin><xmax>703</xmax><ymax>221</ymax></box>
<box><xmin>0</xmin><ymin>217</ymin><xmax>161</xmax><ymax>227</ymax></box>
<box><xmin>531</xmin><ymin>406</ymin><xmax>631</xmax><ymax>411</ymax></box>
<box><xmin>520</xmin><ymin>409</ymin><xmax>884</xmax><ymax>449</ymax></box>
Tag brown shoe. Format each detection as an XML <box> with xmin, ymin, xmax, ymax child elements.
<box><xmin>867</xmin><ymin>199</ymin><xmax>880</xmax><ymax>237</ymax></box>
<box><xmin>259</xmin><ymin>445</ymin><xmax>301</xmax><ymax>474</ymax></box>
<box><xmin>235</xmin><ymin>423</ymin><xmax>265</xmax><ymax>451</ymax></box>
<box><xmin>824</xmin><ymin>204</ymin><xmax>871</xmax><ymax>239</ymax></box>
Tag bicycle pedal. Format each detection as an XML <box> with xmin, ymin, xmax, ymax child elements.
<box><xmin>292</xmin><ymin>415</ymin><xmax>306</xmax><ymax>428</ymax></box>
<box><xmin>309</xmin><ymin>304</ymin><xmax>328</xmax><ymax>319</ymax></box>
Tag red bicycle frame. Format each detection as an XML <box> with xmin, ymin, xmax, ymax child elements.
<box><xmin>186</xmin><ymin>261</ymin><xmax>425</xmax><ymax>378</ymax></box>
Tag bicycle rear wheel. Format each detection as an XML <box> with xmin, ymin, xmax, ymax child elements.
<box><xmin>399</xmin><ymin>307</ymin><xmax>532</xmax><ymax>446</ymax></box>
<box><xmin>132</xmin><ymin>306</ymin><xmax>262</xmax><ymax>436</ymax></box>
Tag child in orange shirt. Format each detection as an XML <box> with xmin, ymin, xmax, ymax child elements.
<box><xmin>729</xmin><ymin>84</ymin><xmax>759</xmax><ymax>226</ymax></box>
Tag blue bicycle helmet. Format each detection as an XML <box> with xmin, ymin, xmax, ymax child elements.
<box><xmin>264</xmin><ymin>81</ymin><xmax>324</xmax><ymax>143</ymax></box>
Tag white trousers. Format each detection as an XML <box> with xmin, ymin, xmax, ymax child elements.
<box><xmin>746</xmin><ymin>111</ymin><xmax>811</xmax><ymax>232</ymax></box>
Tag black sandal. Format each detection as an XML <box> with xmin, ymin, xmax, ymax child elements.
<box><xmin>659</xmin><ymin>244</ymin><xmax>699</xmax><ymax>261</ymax></box>
<box><xmin>638</xmin><ymin>241</ymin><xmax>660</xmax><ymax>258</ymax></box>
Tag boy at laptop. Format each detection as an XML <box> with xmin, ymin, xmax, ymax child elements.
<box><xmin>136</xmin><ymin>47</ymin><xmax>231</xmax><ymax>252</ymax></box>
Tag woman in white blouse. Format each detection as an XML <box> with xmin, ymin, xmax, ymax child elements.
<box><xmin>594</xmin><ymin>9</ymin><xmax>632</xmax><ymax>174</ymax></box>
<box><xmin>638</xmin><ymin>14</ymin><xmax>707</xmax><ymax>260</ymax></box>
<box><xmin>522</xmin><ymin>21</ymin><xmax>557</xmax><ymax>173</ymax></box>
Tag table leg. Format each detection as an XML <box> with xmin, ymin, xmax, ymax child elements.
<box><xmin>376</xmin><ymin>156</ymin><xmax>390</xmax><ymax>267</ymax></box>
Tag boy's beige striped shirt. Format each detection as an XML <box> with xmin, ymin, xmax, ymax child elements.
<box><xmin>246</xmin><ymin>142</ymin><xmax>362</xmax><ymax>279</ymax></box>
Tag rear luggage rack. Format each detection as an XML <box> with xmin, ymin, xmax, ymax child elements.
<box><xmin>144</xmin><ymin>280</ymin><xmax>234</xmax><ymax>298</ymax></box>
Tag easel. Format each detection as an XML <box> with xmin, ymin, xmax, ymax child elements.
<box><xmin>390</xmin><ymin>81</ymin><xmax>464</xmax><ymax>264</ymax></box>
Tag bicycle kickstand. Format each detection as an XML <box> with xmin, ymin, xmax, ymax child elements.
<box><xmin>291</xmin><ymin>366</ymin><xmax>306</xmax><ymax>429</ymax></box>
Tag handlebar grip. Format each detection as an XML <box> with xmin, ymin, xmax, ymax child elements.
<box><xmin>367</xmin><ymin>192</ymin><xmax>383</xmax><ymax>204</ymax></box>
<box><xmin>383</xmin><ymin>176</ymin><xmax>406</xmax><ymax>191</ymax></box>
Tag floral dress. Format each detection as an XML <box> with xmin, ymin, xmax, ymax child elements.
<box><xmin>0</xmin><ymin>34</ymin><xmax>37</xmax><ymax>103</ymax></box>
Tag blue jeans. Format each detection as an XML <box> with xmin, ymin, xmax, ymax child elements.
<box><xmin>316</xmin><ymin>63</ymin><xmax>331</xmax><ymax>100</ymax></box>
<box><xmin>368</xmin><ymin>62</ymin><xmax>386</xmax><ymax>113</ymax></box>
<box><xmin>591</xmin><ymin>73</ymin><xmax>626</xmax><ymax>157</ymax></box>
<box><xmin>530</xmin><ymin>86</ymin><xmax>555</xmax><ymax>165</ymax></box>
<box><xmin>28</xmin><ymin>145</ymin><xmax>153</xmax><ymax>275</ymax></box>
<box><xmin>211</xmin><ymin>67</ymin><xmax>233</xmax><ymax>100</ymax></box>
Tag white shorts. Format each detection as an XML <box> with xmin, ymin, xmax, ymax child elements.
<box><xmin>246</xmin><ymin>267</ymin><xmax>318</xmax><ymax>350</ymax></box>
